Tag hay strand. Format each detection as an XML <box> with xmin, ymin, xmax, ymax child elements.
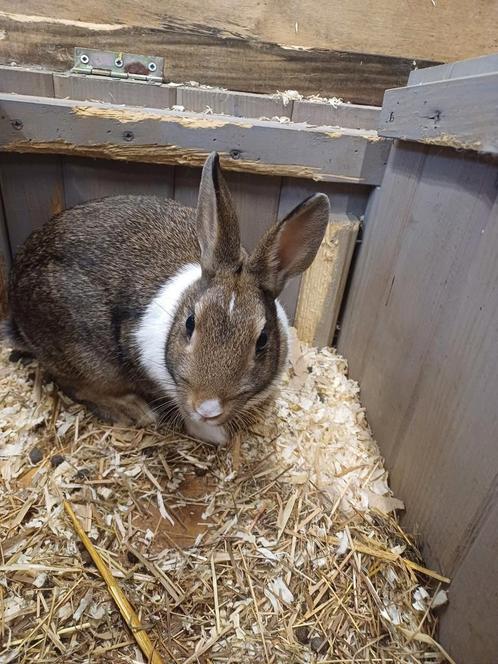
<box><xmin>63</xmin><ymin>500</ymin><xmax>164</xmax><ymax>664</ymax></box>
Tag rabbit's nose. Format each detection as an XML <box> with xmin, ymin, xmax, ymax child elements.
<box><xmin>195</xmin><ymin>398</ymin><xmax>224</xmax><ymax>420</ymax></box>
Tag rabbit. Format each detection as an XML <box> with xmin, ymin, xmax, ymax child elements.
<box><xmin>8</xmin><ymin>152</ymin><xmax>329</xmax><ymax>445</ymax></box>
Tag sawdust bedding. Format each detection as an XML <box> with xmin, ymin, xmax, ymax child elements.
<box><xmin>0</xmin><ymin>329</ymin><xmax>451</xmax><ymax>663</ymax></box>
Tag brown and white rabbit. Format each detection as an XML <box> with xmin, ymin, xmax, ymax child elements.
<box><xmin>8</xmin><ymin>153</ymin><xmax>329</xmax><ymax>444</ymax></box>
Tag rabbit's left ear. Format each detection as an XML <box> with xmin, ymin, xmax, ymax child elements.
<box><xmin>196</xmin><ymin>152</ymin><xmax>241</xmax><ymax>276</ymax></box>
<box><xmin>248</xmin><ymin>193</ymin><xmax>329</xmax><ymax>297</ymax></box>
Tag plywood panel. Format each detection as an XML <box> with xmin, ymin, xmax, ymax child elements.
<box><xmin>0</xmin><ymin>1</ymin><xmax>494</xmax><ymax>63</ymax></box>
<box><xmin>0</xmin><ymin>4</ymin><xmax>442</xmax><ymax>106</ymax></box>
<box><xmin>338</xmin><ymin>142</ymin><xmax>498</xmax><ymax>662</ymax></box>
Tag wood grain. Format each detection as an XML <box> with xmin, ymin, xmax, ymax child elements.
<box><xmin>338</xmin><ymin>141</ymin><xmax>498</xmax><ymax>663</ymax></box>
<box><xmin>409</xmin><ymin>52</ymin><xmax>498</xmax><ymax>85</ymax></box>
<box><xmin>0</xmin><ymin>70</ymin><xmax>65</xmax><ymax>254</ymax></box>
<box><xmin>0</xmin><ymin>94</ymin><xmax>390</xmax><ymax>185</ymax></box>
<box><xmin>0</xmin><ymin>7</ymin><xmax>439</xmax><ymax>106</ymax></box>
<box><xmin>2</xmin><ymin>1</ymin><xmax>495</xmax><ymax>62</ymax></box>
<box><xmin>379</xmin><ymin>72</ymin><xmax>498</xmax><ymax>155</ymax></box>
<box><xmin>295</xmin><ymin>216</ymin><xmax>360</xmax><ymax>347</ymax></box>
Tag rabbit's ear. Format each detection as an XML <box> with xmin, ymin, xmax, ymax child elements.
<box><xmin>248</xmin><ymin>193</ymin><xmax>329</xmax><ymax>297</ymax></box>
<box><xmin>196</xmin><ymin>152</ymin><xmax>241</xmax><ymax>276</ymax></box>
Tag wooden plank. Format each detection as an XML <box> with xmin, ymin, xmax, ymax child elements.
<box><xmin>0</xmin><ymin>1</ymin><xmax>494</xmax><ymax>63</ymax></box>
<box><xmin>292</xmin><ymin>101</ymin><xmax>380</xmax><ymax>130</ymax></box>
<box><xmin>409</xmin><ymin>53</ymin><xmax>498</xmax><ymax>85</ymax></box>
<box><xmin>338</xmin><ymin>142</ymin><xmax>498</xmax><ymax>662</ymax></box>
<box><xmin>177</xmin><ymin>87</ymin><xmax>291</xmax><ymax>120</ymax></box>
<box><xmin>0</xmin><ymin>65</ymin><xmax>54</xmax><ymax>96</ymax></box>
<box><xmin>295</xmin><ymin>216</ymin><xmax>360</xmax><ymax>347</ymax></box>
<box><xmin>0</xmin><ymin>94</ymin><xmax>390</xmax><ymax>185</ymax></box>
<box><xmin>0</xmin><ymin>70</ymin><xmax>65</xmax><ymax>254</ymax></box>
<box><xmin>439</xmin><ymin>496</ymin><xmax>498</xmax><ymax>664</ymax></box>
<box><xmin>378</xmin><ymin>72</ymin><xmax>498</xmax><ymax>154</ymax></box>
<box><xmin>0</xmin><ymin>7</ymin><xmax>441</xmax><ymax>106</ymax></box>
<box><xmin>0</xmin><ymin>154</ymin><xmax>65</xmax><ymax>252</ymax></box>
<box><xmin>53</xmin><ymin>73</ymin><xmax>177</xmax><ymax>108</ymax></box>
<box><xmin>62</xmin><ymin>158</ymin><xmax>174</xmax><ymax>208</ymax></box>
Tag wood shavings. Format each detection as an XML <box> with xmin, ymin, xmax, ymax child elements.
<box><xmin>0</xmin><ymin>340</ymin><xmax>449</xmax><ymax>662</ymax></box>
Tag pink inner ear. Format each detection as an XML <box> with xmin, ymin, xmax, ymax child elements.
<box><xmin>277</xmin><ymin>218</ymin><xmax>305</xmax><ymax>270</ymax></box>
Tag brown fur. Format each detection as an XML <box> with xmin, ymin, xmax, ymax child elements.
<box><xmin>8</xmin><ymin>153</ymin><xmax>329</xmax><ymax>437</ymax></box>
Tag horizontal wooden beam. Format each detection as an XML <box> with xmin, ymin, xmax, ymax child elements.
<box><xmin>0</xmin><ymin>93</ymin><xmax>390</xmax><ymax>184</ymax></box>
<box><xmin>408</xmin><ymin>53</ymin><xmax>498</xmax><ymax>85</ymax></box>
<box><xmin>378</xmin><ymin>72</ymin><xmax>498</xmax><ymax>155</ymax></box>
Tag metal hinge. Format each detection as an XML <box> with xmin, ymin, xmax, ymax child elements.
<box><xmin>72</xmin><ymin>47</ymin><xmax>164</xmax><ymax>83</ymax></box>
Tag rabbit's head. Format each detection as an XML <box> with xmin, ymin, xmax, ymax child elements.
<box><xmin>149</xmin><ymin>153</ymin><xmax>329</xmax><ymax>437</ymax></box>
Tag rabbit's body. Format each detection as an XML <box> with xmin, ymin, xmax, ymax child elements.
<box><xmin>9</xmin><ymin>154</ymin><xmax>329</xmax><ymax>444</ymax></box>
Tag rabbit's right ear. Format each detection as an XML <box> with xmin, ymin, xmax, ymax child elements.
<box><xmin>196</xmin><ymin>152</ymin><xmax>241</xmax><ymax>276</ymax></box>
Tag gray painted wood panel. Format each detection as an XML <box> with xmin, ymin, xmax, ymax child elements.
<box><xmin>0</xmin><ymin>94</ymin><xmax>390</xmax><ymax>185</ymax></box>
<box><xmin>0</xmin><ymin>69</ymin><xmax>65</xmax><ymax>254</ymax></box>
<box><xmin>292</xmin><ymin>100</ymin><xmax>380</xmax><ymax>130</ymax></box>
<box><xmin>63</xmin><ymin>158</ymin><xmax>175</xmax><ymax>207</ymax></box>
<box><xmin>177</xmin><ymin>87</ymin><xmax>291</xmax><ymax>120</ymax></box>
<box><xmin>0</xmin><ymin>65</ymin><xmax>54</xmax><ymax>96</ymax></box>
<box><xmin>439</xmin><ymin>497</ymin><xmax>498</xmax><ymax>664</ymax></box>
<box><xmin>338</xmin><ymin>141</ymin><xmax>498</xmax><ymax>662</ymax></box>
<box><xmin>379</xmin><ymin>72</ymin><xmax>498</xmax><ymax>154</ymax></box>
<box><xmin>409</xmin><ymin>53</ymin><xmax>498</xmax><ymax>85</ymax></box>
<box><xmin>53</xmin><ymin>73</ymin><xmax>177</xmax><ymax>108</ymax></box>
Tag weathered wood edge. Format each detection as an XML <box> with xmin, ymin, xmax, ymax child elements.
<box><xmin>408</xmin><ymin>53</ymin><xmax>498</xmax><ymax>85</ymax></box>
<box><xmin>0</xmin><ymin>93</ymin><xmax>390</xmax><ymax>184</ymax></box>
<box><xmin>295</xmin><ymin>216</ymin><xmax>360</xmax><ymax>347</ymax></box>
<box><xmin>0</xmin><ymin>66</ymin><xmax>383</xmax><ymax>129</ymax></box>
<box><xmin>378</xmin><ymin>72</ymin><xmax>498</xmax><ymax>155</ymax></box>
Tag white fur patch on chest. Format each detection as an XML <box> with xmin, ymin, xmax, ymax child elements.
<box><xmin>134</xmin><ymin>263</ymin><xmax>202</xmax><ymax>393</ymax></box>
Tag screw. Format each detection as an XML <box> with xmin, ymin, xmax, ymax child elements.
<box><xmin>79</xmin><ymin>53</ymin><xmax>90</xmax><ymax>65</ymax></box>
<box><xmin>11</xmin><ymin>119</ymin><xmax>23</xmax><ymax>130</ymax></box>
<box><xmin>230</xmin><ymin>149</ymin><xmax>241</xmax><ymax>159</ymax></box>
<box><xmin>114</xmin><ymin>57</ymin><xmax>124</xmax><ymax>68</ymax></box>
<box><xmin>148</xmin><ymin>62</ymin><xmax>157</xmax><ymax>72</ymax></box>
<box><xmin>122</xmin><ymin>131</ymin><xmax>134</xmax><ymax>142</ymax></box>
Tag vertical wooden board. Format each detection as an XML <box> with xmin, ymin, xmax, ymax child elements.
<box><xmin>224</xmin><ymin>171</ymin><xmax>282</xmax><ymax>251</ymax></box>
<box><xmin>62</xmin><ymin>158</ymin><xmax>174</xmax><ymax>207</ymax></box>
<box><xmin>0</xmin><ymin>68</ymin><xmax>65</xmax><ymax>253</ymax></box>
<box><xmin>0</xmin><ymin>153</ymin><xmax>65</xmax><ymax>252</ymax></box>
<box><xmin>295</xmin><ymin>217</ymin><xmax>360</xmax><ymax>347</ymax></box>
<box><xmin>173</xmin><ymin>166</ymin><xmax>201</xmax><ymax>209</ymax></box>
<box><xmin>439</xmin><ymin>497</ymin><xmax>498</xmax><ymax>664</ymax></box>
<box><xmin>277</xmin><ymin>178</ymin><xmax>370</xmax><ymax>321</ymax></box>
<box><xmin>338</xmin><ymin>143</ymin><xmax>429</xmax><ymax>378</ymax></box>
<box><xmin>388</xmin><ymin>181</ymin><xmax>498</xmax><ymax>572</ymax></box>
<box><xmin>54</xmin><ymin>74</ymin><xmax>177</xmax><ymax>108</ymax></box>
<box><xmin>349</xmin><ymin>149</ymin><xmax>496</xmax><ymax>466</ymax></box>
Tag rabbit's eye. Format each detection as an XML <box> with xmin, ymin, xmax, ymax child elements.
<box><xmin>185</xmin><ymin>314</ymin><xmax>195</xmax><ymax>339</ymax></box>
<box><xmin>256</xmin><ymin>328</ymin><xmax>268</xmax><ymax>354</ymax></box>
